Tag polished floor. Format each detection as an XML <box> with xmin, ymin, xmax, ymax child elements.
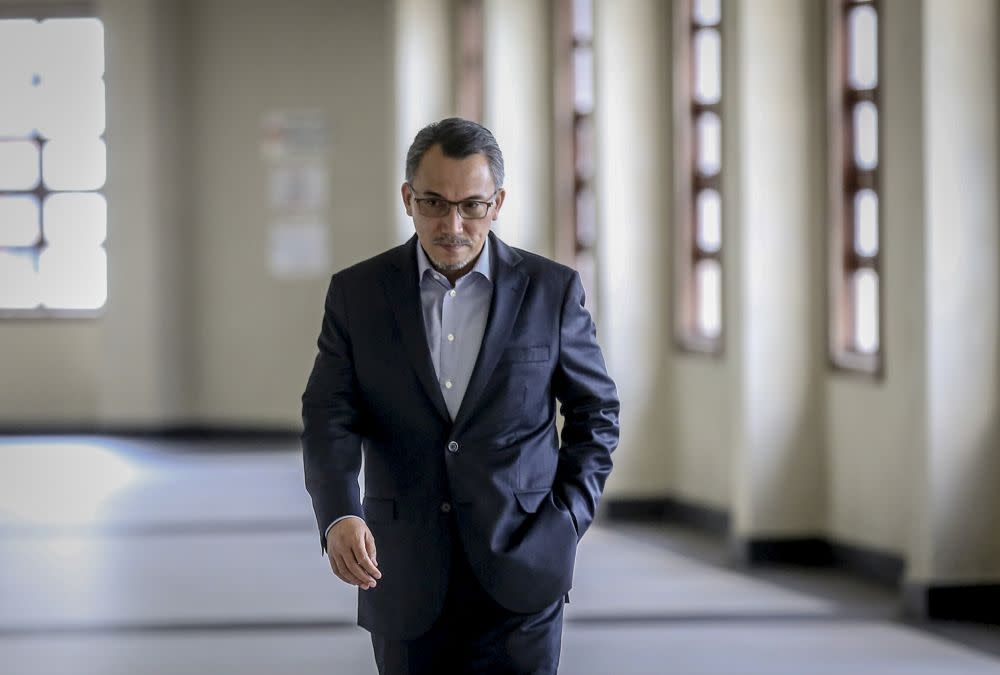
<box><xmin>1</xmin><ymin>436</ymin><xmax>999</xmax><ymax>674</ymax></box>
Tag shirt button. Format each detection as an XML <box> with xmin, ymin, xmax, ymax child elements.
<box><xmin>447</xmin><ymin>441</ymin><xmax>459</xmax><ymax>453</ymax></box>
<box><xmin>444</xmin><ymin>379</ymin><xmax>453</xmax><ymax>389</ymax></box>
<box><xmin>440</xmin><ymin>502</ymin><xmax>452</xmax><ymax>513</ymax></box>
<box><xmin>449</xmin><ymin>289</ymin><xmax>457</xmax><ymax>297</ymax></box>
<box><xmin>447</xmin><ymin>333</ymin><xmax>455</xmax><ymax>342</ymax></box>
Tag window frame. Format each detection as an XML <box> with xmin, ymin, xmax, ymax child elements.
<box><xmin>672</xmin><ymin>0</ymin><xmax>724</xmax><ymax>355</ymax></box>
<box><xmin>553</xmin><ymin>0</ymin><xmax>599</xmax><ymax>317</ymax></box>
<box><xmin>827</xmin><ymin>0</ymin><xmax>884</xmax><ymax>376</ymax></box>
<box><xmin>453</xmin><ymin>0</ymin><xmax>484</xmax><ymax>124</ymax></box>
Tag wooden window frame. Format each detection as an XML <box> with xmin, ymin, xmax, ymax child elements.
<box><xmin>454</xmin><ymin>0</ymin><xmax>484</xmax><ymax>123</ymax></box>
<box><xmin>553</xmin><ymin>0</ymin><xmax>598</xmax><ymax>315</ymax></box>
<box><xmin>827</xmin><ymin>0</ymin><xmax>883</xmax><ymax>375</ymax></box>
<box><xmin>673</xmin><ymin>0</ymin><xmax>723</xmax><ymax>355</ymax></box>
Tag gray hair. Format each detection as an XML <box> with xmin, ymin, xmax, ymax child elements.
<box><xmin>405</xmin><ymin>117</ymin><xmax>505</xmax><ymax>189</ymax></box>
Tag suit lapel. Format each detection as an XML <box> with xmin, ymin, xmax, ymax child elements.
<box><xmin>453</xmin><ymin>233</ymin><xmax>528</xmax><ymax>431</ymax></box>
<box><xmin>381</xmin><ymin>237</ymin><xmax>451</xmax><ymax>423</ymax></box>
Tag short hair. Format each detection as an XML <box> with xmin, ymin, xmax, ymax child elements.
<box><xmin>405</xmin><ymin>117</ymin><xmax>505</xmax><ymax>189</ymax></box>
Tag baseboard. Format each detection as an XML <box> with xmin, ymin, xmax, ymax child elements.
<box><xmin>603</xmin><ymin>496</ymin><xmax>729</xmax><ymax>535</ymax></box>
<box><xmin>0</xmin><ymin>426</ymin><xmax>301</xmax><ymax>442</ymax></box>
<box><xmin>603</xmin><ymin>496</ymin><xmax>904</xmax><ymax>587</ymax></box>
<box><xmin>731</xmin><ymin>537</ymin><xmax>833</xmax><ymax>567</ymax></box>
<box><xmin>904</xmin><ymin>583</ymin><xmax>1000</xmax><ymax>622</ymax></box>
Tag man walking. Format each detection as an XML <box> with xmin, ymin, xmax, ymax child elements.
<box><xmin>302</xmin><ymin>117</ymin><xmax>619</xmax><ymax>674</ymax></box>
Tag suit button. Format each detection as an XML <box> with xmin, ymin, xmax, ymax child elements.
<box><xmin>447</xmin><ymin>441</ymin><xmax>459</xmax><ymax>453</ymax></box>
<box><xmin>440</xmin><ymin>502</ymin><xmax>452</xmax><ymax>513</ymax></box>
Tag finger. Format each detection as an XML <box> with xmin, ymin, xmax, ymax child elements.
<box><xmin>356</xmin><ymin>541</ymin><xmax>381</xmax><ymax>580</ymax></box>
<box><xmin>330</xmin><ymin>553</ymin><xmax>362</xmax><ymax>587</ymax></box>
<box><xmin>365</xmin><ymin>531</ymin><xmax>379</xmax><ymax>569</ymax></box>
<box><xmin>346</xmin><ymin>555</ymin><xmax>377</xmax><ymax>588</ymax></box>
<box><xmin>338</xmin><ymin>552</ymin><xmax>374</xmax><ymax>588</ymax></box>
<box><xmin>330</xmin><ymin>557</ymin><xmax>351</xmax><ymax>585</ymax></box>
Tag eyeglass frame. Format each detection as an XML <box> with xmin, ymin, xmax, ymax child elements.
<box><xmin>405</xmin><ymin>182</ymin><xmax>500</xmax><ymax>220</ymax></box>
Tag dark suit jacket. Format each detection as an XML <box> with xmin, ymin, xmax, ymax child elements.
<box><xmin>302</xmin><ymin>232</ymin><xmax>620</xmax><ymax>640</ymax></box>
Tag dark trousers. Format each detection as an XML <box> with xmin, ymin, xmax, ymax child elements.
<box><xmin>370</xmin><ymin>517</ymin><xmax>565</xmax><ymax>675</ymax></box>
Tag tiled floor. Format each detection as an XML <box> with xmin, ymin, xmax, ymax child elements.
<box><xmin>2</xmin><ymin>437</ymin><xmax>999</xmax><ymax>674</ymax></box>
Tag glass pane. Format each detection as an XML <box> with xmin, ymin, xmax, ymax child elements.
<box><xmin>693</xmin><ymin>29</ymin><xmax>721</xmax><ymax>104</ymax></box>
<box><xmin>572</xmin><ymin>0</ymin><xmax>593</xmax><ymax>40</ymax></box>
<box><xmin>38</xmin><ymin>79</ymin><xmax>105</xmax><ymax>138</ymax></box>
<box><xmin>854</xmin><ymin>189</ymin><xmax>878</xmax><ymax>256</ymax></box>
<box><xmin>576</xmin><ymin>188</ymin><xmax>596</xmax><ymax>249</ymax></box>
<box><xmin>848</xmin><ymin>5</ymin><xmax>878</xmax><ymax>89</ymax></box>
<box><xmin>39</xmin><ymin>245</ymin><xmax>106</xmax><ymax>310</ymax></box>
<box><xmin>696</xmin><ymin>112</ymin><xmax>721</xmax><ymax>175</ymax></box>
<box><xmin>693</xmin><ymin>0</ymin><xmax>721</xmax><ymax>26</ymax></box>
<box><xmin>0</xmin><ymin>195</ymin><xmax>41</xmax><ymax>246</ymax></box>
<box><xmin>853</xmin><ymin>269</ymin><xmax>879</xmax><ymax>353</ymax></box>
<box><xmin>696</xmin><ymin>259</ymin><xmax>721</xmax><ymax>338</ymax></box>
<box><xmin>0</xmin><ymin>19</ymin><xmax>39</xmax><ymax>68</ymax></box>
<box><xmin>0</xmin><ymin>248</ymin><xmax>40</xmax><ymax>309</ymax></box>
<box><xmin>573</xmin><ymin>47</ymin><xmax>594</xmax><ymax>114</ymax></box>
<box><xmin>44</xmin><ymin>193</ymin><xmax>107</xmax><ymax>246</ymax></box>
<box><xmin>696</xmin><ymin>189</ymin><xmax>721</xmax><ymax>252</ymax></box>
<box><xmin>0</xmin><ymin>140</ymin><xmax>40</xmax><ymax>190</ymax></box>
<box><xmin>574</xmin><ymin>115</ymin><xmax>595</xmax><ymax>180</ymax></box>
<box><xmin>0</xmin><ymin>75</ymin><xmax>38</xmax><ymax>137</ymax></box>
<box><xmin>43</xmin><ymin>138</ymin><xmax>106</xmax><ymax>190</ymax></box>
<box><xmin>38</xmin><ymin>18</ymin><xmax>105</xmax><ymax>80</ymax></box>
<box><xmin>853</xmin><ymin>101</ymin><xmax>878</xmax><ymax>170</ymax></box>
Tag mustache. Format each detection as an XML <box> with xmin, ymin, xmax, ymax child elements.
<box><xmin>433</xmin><ymin>236</ymin><xmax>472</xmax><ymax>246</ymax></box>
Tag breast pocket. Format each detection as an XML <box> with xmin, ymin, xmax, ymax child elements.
<box><xmin>502</xmin><ymin>345</ymin><xmax>550</xmax><ymax>364</ymax></box>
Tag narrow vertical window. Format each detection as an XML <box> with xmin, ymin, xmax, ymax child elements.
<box><xmin>455</xmin><ymin>0</ymin><xmax>484</xmax><ymax>123</ymax></box>
<box><xmin>828</xmin><ymin>0</ymin><xmax>882</xmax><ymax>373</ymax></box>
<box><xmin>674</xmin><ymin>0</ymin><xmax>723</xmax><ymax>352</ymax></box>
<box><xmin>0</xmin><ymin>12</ymin><xmax>107</xmax><ymax>315</ymax></box>
<box><xmin>554</xmin><ymin>0</ymin><xmax>598</xmax><ymax>315</ymax></box>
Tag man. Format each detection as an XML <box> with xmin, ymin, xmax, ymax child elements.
<box><xmin>302</xmin><ymin>117</ymin><xmax>619</xmax><ymax>674</ymax></box>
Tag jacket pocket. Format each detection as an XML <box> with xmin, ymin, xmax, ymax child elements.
<box><xmin>513</xmin><ymin>488</ymin><xmax>550</xmax><ymax>514</ymax></box>
<box><xmin>363</xmin><ymin>497</ymin><xmax>396</xmax><ymax>522</ymax></box>
<box><xmin>502</xmin><ymin>345</ymin><xmax>550</xmax><ymax>363</ymax></box>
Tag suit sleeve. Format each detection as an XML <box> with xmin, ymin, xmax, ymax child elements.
<box><xmin>552</xmin><ymin>271</ymin><xmax>620</xmax><ymax>540</ymax></box>
<box><xmin>302</xmin><ymin>274</ymin><xmax>365</xmax><ymax>553</ymax></box>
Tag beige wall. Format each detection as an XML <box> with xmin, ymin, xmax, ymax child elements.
<box><xmin>185</xmin><ymin>0</ymin><xmax>395</xmax><ymax>426</ymax></box>
<box><xmin>0</xmin><ymin>0</ymin><xmax>396</xmax><ymax>428</ymax></box>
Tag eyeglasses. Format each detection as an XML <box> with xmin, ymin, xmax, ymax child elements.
<box><xmin>407</xmin><ymin>183</ymin><xmax>498</xmax><ymax>220</ymax></box>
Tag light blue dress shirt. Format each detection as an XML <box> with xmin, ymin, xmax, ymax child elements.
<box><xmin>416</xmin><ymin>237</ymin><xmax>493</xmax><ymax>420</ymax></box>
<box><xmin>325</xmin><ymin>238</ymin><xmax>494</xmax><ymax>543</ymax></box>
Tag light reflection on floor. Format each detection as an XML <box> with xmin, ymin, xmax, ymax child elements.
<box><xmin>0</xmin><ymin>438</ymin><xmax>143</xmax><ymax>525</ymax></box>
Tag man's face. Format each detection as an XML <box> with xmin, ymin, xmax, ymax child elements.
<box><xmin>401</xmin><ymin>144</ymin><xmax>505</xmax><ymax>281</ymax></box>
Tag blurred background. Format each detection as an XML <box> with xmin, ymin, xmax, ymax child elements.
<box><xmin>1</xmin><ymin>0</ymin><xmax>999</xmax><ymax>673</ymax></box>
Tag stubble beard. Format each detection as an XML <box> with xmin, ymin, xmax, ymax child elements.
<box><xmin>429</xmin><ymin>236</ymin><xmax>476</xmax><ymax>273</ymax></box>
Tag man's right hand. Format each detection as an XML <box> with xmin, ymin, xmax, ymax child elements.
<box><xmin>326</xmin><ymin>517</ymin><xmax>381</xmax><ymax>590</ymax></box>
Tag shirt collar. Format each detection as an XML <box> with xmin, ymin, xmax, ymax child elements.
<box><xmin>416</xmin><ymin>236</ymin><xmax>492</xmax><ymax>285</ymax></box>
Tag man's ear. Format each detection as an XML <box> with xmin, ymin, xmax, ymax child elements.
<box><xmin>401</xmin><ymin>182</ymin><xmax>414</xmax><ymax>216</ymax></box>
<box><xmin>491</xmin><ymin>187</ymin><xmax>507</xmax><ymax>221</ymax></box>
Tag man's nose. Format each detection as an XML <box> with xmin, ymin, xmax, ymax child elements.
<box><xmin>443</xmin><ymin>205</ymin><xmax>464</xmax><ymax>233</ymax></box>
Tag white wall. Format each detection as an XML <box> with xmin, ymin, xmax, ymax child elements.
<box><xmin>916</xmin><ymin>0</ymin><xmax>1000</xmax><ymax>583</ymax></box>
<box><xmin>731</xmin><ymin>0</ymin><xmax>826</xmax><ymax>537</ymax></box>
<box><xmin>595</xmin><ymin>0</ymin><xmax>674</xmax><ymax>498</ymax></box>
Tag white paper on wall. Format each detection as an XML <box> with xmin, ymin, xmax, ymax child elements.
<box><xmin>260</xmin><ymin>109</ymin><xmax>331</xmax><ymax>279</ymax></box>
